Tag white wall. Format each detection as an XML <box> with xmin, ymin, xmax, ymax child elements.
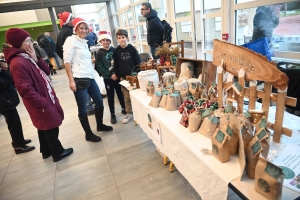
<box><xmin>0</xmin><ymin>10</ymin><xmax>38</xmax><ymax>26</ymax></box>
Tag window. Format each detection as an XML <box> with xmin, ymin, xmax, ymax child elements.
<box><xmin>204</xmin><ymin>17</ymin><xmax>222</xmax><ymax>50</ymax></box>
<box><xmin>121</xmin><ymin>12</ymin><xmax>127</xmax><ymax>27</ymax></box>
<box><xmin>110</xmin><ymin>0</ymin><xmax>118</xmax><ymax>13</ymax></box>
<box><xmin>174</xmin><ymin>0</ymin><xmax>191</xmax><ymax>18</ymax></box>
<box><xmin>119</xmin><ymin>0</ymin><xmax>130</xmax><ymax>9</ymax></box>
<box><xmin>150</xmin><ymin>0</ymin><xmax>167</xmax><ymax>19</ymax></box>
<box><xmin>135</xmin><ymin>4</ymin><xmax>146</xmax><ymax>23</ymax></box>
<box><xmin>235</xmin><ymin>1</ymin><xmax>300</xmax><ymax>54</ymax></box>
<box><xmin>195</xmin><ymin>0</ymin><xmax>203</xmax><ymax>59</ymax></box>
<box><xmin>236</xmin><ymin>0</ymin><xmax>256</xmax><ymax>3</ymax></box>
<box><xmin>176</xmin><ymin>21</ymin><xmax>193</xmax><ymax>58</ymax></box>
<box><xmin>137</xmin><ymin>25</ymin><xmax>147</xmax><ymax>42</ymax></box>
<box><xmin>203</xmin><ymin>0</ymin><xmax>221</xmax><ymax>14</ymax></box>
<box><xmin>129</xmin><ymin>28</ymin><xmax>137</xmax><ymax>44</ymax></box>
<box><xmin>127</xmin><ymin>9</ymin><xmax>133</xmax><ymax>26</ymax></box>
<box><xmin>113</xmin><ymin>15</ymin><xmax>120</xmax><ymax>28</ymax></box>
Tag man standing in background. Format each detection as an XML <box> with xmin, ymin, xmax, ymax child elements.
<box><xmin>141</xmin><ymin>2</ymin><xmax>164</xmax><ymax>59</ymax></box>
<box><xmin>45</xmin><ymin>32</ymin><xmax>62</xmax><ymax>70</ymax></box>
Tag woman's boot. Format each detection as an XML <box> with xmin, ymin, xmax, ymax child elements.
<box><xmin>95</xmin><ymin>107</ymin><xmax>113</xmax><ymax>131</ymax></box>
<box><xmin>79</xmin><ymin>115</ymin><xmax>101</xmax><ymax>142</ymax></box>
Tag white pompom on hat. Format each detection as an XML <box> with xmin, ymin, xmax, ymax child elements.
<box><xmin>98</xmin><ymin>31</ymin><xmax>112</xmax><ymax>43</ymax></box>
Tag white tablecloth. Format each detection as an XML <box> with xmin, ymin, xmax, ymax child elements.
<box><xmin>130</xmin><ymin>89</ymin><xmax>241</xmax><ymax>200</ymax></box>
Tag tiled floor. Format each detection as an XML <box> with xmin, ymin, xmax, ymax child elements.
<box><xmin>0</xmin><ymin>70</ymin><xmax>241</xmax><ymax>200</ymax></box>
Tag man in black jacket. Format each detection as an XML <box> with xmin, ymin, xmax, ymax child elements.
<box><xmin>252</xmin><ymin>4</ymin><xmax>282</xmax><ymax>47</ymax></box>
<box><xmin>0</xmin><ymin>59</ymin><xmax>35</xmax><ymax>154</ymax></box>
<box><xmin>141</xmin><ymin>2</ymin><xmax>164</xmax><ymax>59</ymax></box>
<box><xmin>55</xmin><ymin>11</ymin><xmax>74</xmax><ymax>60</ymax></box>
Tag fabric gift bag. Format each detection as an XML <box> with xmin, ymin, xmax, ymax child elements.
<box><xmin>246</xmin><ymin>137</ymin><xmax>263</xmax><ymax>179</ymax></box>
<box><xmin>180</xmin><ymin>61</ymin><xmax>194</xmax><ymax>78</ymax></box>
<box><xmin>162</xmin><ymin>72</ymin><xmax>175</xmax><ymax>84</ymax></box>
<box><xmin>173</xmin><ymin>91</ymin><xmax>182</xmax><ymax>107</ymax></box>
<box><xmin>174</xmin><ymin>77</ymin><xmax>188</xmax><ymax>91</ymax></box>
<box><xmin>149</xmin><ymin>91</ymin><xmax>162</xmax><ymax>108</ymax></box>
<box><xmin>146</xmin><ymin>81</ymin><xmax>155</xmax><ymax>97</ymax></box>
<box><xmin>189</xmin><ymin>83</ymin><xmax>200</xmax><ymax>100</ymax></box>
<box><xmin>198</xmin><ymin>114</ymin><xmax>219</xmax><ymax>138</ymax></box>
<box><xmin>180</xmin><ymin>88</ymin><xmax>190</xmax><ymax>102</ymax></box>
<box><xmin>255</xmin><ymin>156</ymin><xmax>284</xmax><ymax>199</ymax></box>
<box><xmin>188</xmin><ymin>110</ymin><xmax>202</xmax><ymax>133</ymax></box>
<box><xmin>165</xmin><ymin>93</ymin><xmax>178</xmax><ymax>111</ymax></box>
<box><xmin>211</xmin><ymin>128</ymin><xmax>231</xmax><ymax>163</ymax></box>
<box><xmin>159</xmin><ymin>89</ymin><xmax>169</xmax><ymax>108</ymax></box>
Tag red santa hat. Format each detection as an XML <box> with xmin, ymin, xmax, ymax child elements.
<box><xmin>98</xmin><ymin>31</ymin><xmax>112</xmax><ymax>42</ymax></box>
<box><xmin>57</xmin><ymin>11</ymin><xmax>72</xmax><ymax>25</ymax></box>
<box><xmin>72</xmin><ymin>17</ymin><xmax>89</xmax><ymax>33</ymax></box>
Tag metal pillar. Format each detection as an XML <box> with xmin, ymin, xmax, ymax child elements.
<box><xmin>106</xmin><ymin>1</ymin><xmax>117</xmax><ymax>47</ymax></box>
<box><xmin>48</xmin><ymin>7</ymin><xmax>59</xmax><ymax>37</ymax></box>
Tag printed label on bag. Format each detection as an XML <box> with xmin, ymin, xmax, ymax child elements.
<box><xmin>188</xmin><ymin>65</ymin><xmax>194</xmax><ymax>71</ymax></box>
<box><xmin>201</xmin><ymin>109</ymin><xmax>211</xmax><ymax>118</ymax></box>
<box><xmin>215</xmin><ymin>130</ymin><xmax>226</xmax><ymax>144</ymax></box>
<box><xmin>224</xmin><ymin>104</ymin><xmax>233</xmax><ymax>113</ymax></box>
<box><xmin>147</xmin><ymin>81</ymin><xmax>153</xmax><ymax>86</ymax></box>
<box><xmin>226</xmin><ymin>125</ymin><xmax>233</xmax><ymax>137</ymax></box>
<box><xmin>257</xmin><ymin>129</ymin><xmax>267</xmax><ymax>140</ymax></box>
<box><xmin>251</xmin><ymin>141</ymin><xmax>262</xmax><ymax>156</ymax></box>
<box><xmin>208</xmin><ymin>115</ymin><xmax>220</xmax><ymax>124</ymax></box>
<box><xmin>191</xmin><ymin>83</ymin><xmax>197</xmax><ymax>89</ymax></box>
<box><xmin>212</xmin><ymin>144</ymin><xmax>219</xmax><ymax>155</ymax></box>
<box><xmin>258</xmin><ymin>178</ymin><xmax>271</xmax><ymax>193</ymax></box>
<box><xmin>264</xmin><ymin>162</ymin><xmax>282</xmax><ymax>180</ymax></box>
<box><xmin>258</xmin><ymin>117</ymin><xmax>268</xmax><ymax>128</ymax></box>
<box><xmin>244</xmin><ymin>110</ymin><xmax>251</xmax><ymax>118</ymax></box>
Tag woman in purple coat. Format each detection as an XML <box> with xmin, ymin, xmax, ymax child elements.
<box><xmin>4</xmin><ymin>28</ymin><xmax>73</xmax><ymax>162</ymax></box>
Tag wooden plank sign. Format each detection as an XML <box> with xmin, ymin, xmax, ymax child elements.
<box><xmin>212</xmin><ymin>39</ymin><xmax>289</xmax><ymax>90</ymax></box>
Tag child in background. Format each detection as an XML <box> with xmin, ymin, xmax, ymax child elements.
<box><xmin>113</xmin><ymin>29</ymin><xmax>141</xmax><ymax>124</ymax></box>
<box><xmin>95</xmin><ymin>32</ymin><xmax>126</xmax><ymax>124</ymax></box>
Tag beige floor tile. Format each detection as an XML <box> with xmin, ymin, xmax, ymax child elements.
<box><xmin>118</xmin><ymin>169</ymin><xmax>187</xmax><ymax>200</ymax></box>
<box><xmin>100</xmin><ymin>122</ymin><xmax>149</xmax><ymax>155</ymax></box>
<box><xmin>54</xmin><ymin>157</ymin><xmax>116</xmax><ymax>200</ymax></box>
<box><xmin>87</xmin><ymin>188</ymin><xmax>121</xmax><ymax>200</ymax></box>
<box><xmin>0</xmin><ymin>174</ymin><xmax>55</xmax><ymax>200</ymax></box>
<box><xmin>0</xmin><ymin>162</ymin><xmax>9</xmax><ymax>184</ymax></box>
<box><xmin>0</xmin><ymin>153</ymin><xmax>56</xmax><ymax>191</ymax></box>
<box><xmin>0</xmin><ymin>143</ymin><xmax>13</xmax><ymax>155</ymax></box>
<box><xmin>55</xmin><ymin>139</ymin><xmax>105</xmax><ymax>172</ymax></box>
<box><xmin>58</xmin><ymin>124</ymin><xmax>85</xmax><ymax>145</ymax></box>
<box><xmin>108</xmin><ymin>140</ymin><xmax>166</xmax><ymax>186</ymax></box>
<box><xmin>0</xmin><ymin>130</ymin><xmax>13</xmax><ymax>146</ymax></box>
<box><xmin>0</xmin><ymin>151</ymin><xmax>13</xmax><ymax>165</ymax></box>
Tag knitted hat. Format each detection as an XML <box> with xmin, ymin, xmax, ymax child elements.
<box><xmin>5</xmin><ymin>28</ymin><xmax>30</xmax><ymax>48</ymax></box>
<box><xmin>98</xmin><ymin>31</ymin><xmax>112</xmax><ymax>42</ymax></box>
<box><xmin>72</xmin><ymin>17</ymin><xmax>89</xmax><ymax>33</ymax></box>
<box><xmin>57</xmin><ymin>11</ymin><xmax>72</xmax><ymax>25</ymax></box>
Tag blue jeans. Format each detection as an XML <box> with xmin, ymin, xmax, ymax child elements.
<box><xmin>54</xmin><ymin>52</ymin><xmax>61</xmax><ymax>69</ymax></box>
<box><xmin>73</xmin><ymin>79</ymin><xmax>103</xmax><ymax>117</ymax></box>
<box><xmin>150</xmin><ymin>45</ymin><xmax>159</xmax><ymax>59</ymax></box>
<box><xmin>86</xmin><ymin>94</ymin><xmax>94</xmax><ymax>112</ymax></box>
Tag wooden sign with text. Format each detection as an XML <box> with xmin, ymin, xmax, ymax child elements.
<box><xmin>212</xmin><ymin>39</ymin><xmax>288</xmax><ymax>90</ymax></box>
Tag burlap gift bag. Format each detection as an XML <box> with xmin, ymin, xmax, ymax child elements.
<box><xmin>198</xmin><ymin>114</ymin><xmax>219</xmax><ymax>138</ymax></box>
<box><xmin>159</xmin><ymin>89</ymin><xmax>169</xmax><ymax>108</ymax></box>
<box><xmin>165</xmin><ymin>77</ymin><xmax>174</xmax><ymax>87</ymax></box>
<box><xmin>146</xmin><ymin>81</ymin><xmax>155</xmax><ymax>97</ymax></box>
<box><xmin>174</xmin><ymin>77</ymin><xmax>188</xmax><ymax>91</ymax></box>
<box><xmin>254</xmin><ymin>128</ymin><xmax>270</xmax><ymax>159</ymax></box>
<box><xmin>246</xmin><ymin>137</ymin><xmax>263</xmax><ymax>179</ymax></box>
<box><xmin>165</xmin><ymin>93</ymin><xmax>178</xmax><ymax>111</ymax></box>
<box><xmin>255</xmin><ymin>156</ymin><xmax>284</xmax><ymax>199</ymax></box>
<box><xmin>211</xmin><ymin>128</ymin><xmax>231</xmax><ymax>163</ymax></box>
<box><xmin>188</xmin><ymin>110</ymin><xmax>202</xmax><ymax>133</ymax></box>
<box><xmin>189</xmin><ymin>83</ymin><xmax>200</xmax><ymax>100</ymax></box>
<box><xmin>149</xmin><ymin>91</ymin><xmax>162</xmax><ymax>108</ymax></box>
<box><xmin>180</xmin><ymin>88</ymin><xmax>190</xmax><ymax>102</ymax></box>
<box><xmin>173</xmin><ymin>91</ymin><xmax>182</xmax><ymax>107</ymax></box>
<box><xmin>180</xmin><ymin>61</ymin><xmax>194</xmax><ymax>78</ymax></box>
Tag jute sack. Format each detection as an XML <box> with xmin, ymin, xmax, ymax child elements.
<box><xmin>165</xmin><ymin>93</ymin><xmax>178</xmax><ymax>111</ymax></box>
<box><xmin>198</xmin><ymin>115</ymin><xmax>219</xmax><ymax>138</ymax></box>
<box><xmin>162</xmin><ymin>72</ymin><xmax>175</xmax><ymax>83</ymax></box>
<box><xmin>149</xmin><ymin>91</ymin><xmax>162</xmax><ymax>108</ymax></box>
<box><xmin>255</xmin><ymin>156</ymin><xmax>284</xmax><ymax>200</ymax></box>
<box><xmin>188</xmin><ymin>110</ymin><xmax>202</xmax><ymax>133</ymax></box>
<box><xmin>159</xmin><ymin>89</ymin><xmax>169</xmax><ymax>108</ymax></box>
<box><xmin>180</xmin><ymin>61</ymin><xmax>194</xmax><ymax>78</ymax></box>
<box><xmin>146</xmin><ymin>81</ymin><xmax>154</xmax><ymax>97</ymax></box>
<box><xmin>246</xmin><ymin>137</ymin><xmax>263</xmax><ymax>179</ymax></box>
<box><xmin>165</xmin><ymin>77</ymin><xmax>174</xmax><ymax>87</ymax></box>
<box><xmin>189</xmin><ymin>83</ymin><xmax>200</xmax><ymax>100</ymax></box>
<box><xmin>180</xmin><ymin>88</ymin><xmax>190</xmax><ymax>102</ymax></box>
<box><xmin>174</xmin><ymin>77</ymin><xmax>188</xmax><ymax>91</ymax></box>
<box><xmin>173</xmin><ymin>91</ymin><xmax>182</xmax><ymax>107</ymax></box>
<box><xmin>254</xmin><ymin>128</ymin><xmax>270</xmax><ymax>159</ymax></box>
<box><xmin>211</xmin><ymin>128</ymin><xmax>231</xmax><ymax>163</ymax></box>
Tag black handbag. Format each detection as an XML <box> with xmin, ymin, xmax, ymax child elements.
<box><xmin>74</xmin><ymin>78</ymin><xmax>91</xmax><ymax>90</ymax></box>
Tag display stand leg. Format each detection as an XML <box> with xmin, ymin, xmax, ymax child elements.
<box><xmin>163</xmin><ymin>156</ymin><xmax>168</xmax><ymax>165</ymax></box>
<box><xmin>262</xmin><ymin>82</ymin><xmax>272</xmax><ymax>119</ymax></box>
<box><xmin>249</xmin><ymin>81</ymin><xmax>257</xmax><ymax>110</ymax></box>
<box><xmin>226</xmin><ymin>73</ymin><xmax>233</xmax><ymax>105</ymax></box>
<box><xmin>273</xmin><ymin>87</ymin><xmax>288</xmax><ymax>143</ymax></box>
<box><xmin>238</xmin><ymin>69</ymin><xmax>245</xmax><ymax>114</ymax></box>
<box><xmin>217</xmin><ymin>66</ymin><xmax>224</xmax><ymax>107</ymax></box>
<box><xmin>170</xmin><ymin>162</ymin><xmax>174</xmax><ymax>173</ymax></box>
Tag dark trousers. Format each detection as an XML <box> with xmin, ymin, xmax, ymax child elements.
<box><xmin>104</xmin><ymin>78</ymin><xmax>125</xmax><ymax>115</ymax></box>
<box><xmin>0</xmin><ymin>108</ymin><xmax>25</xmax><ymax>147</ymax></box>
<box><xmin>37</xmin><ymin>127</ymin><xmax>64</xmax><ymax>157</ymax></box>
<box><xmin>150</xmin><ymin>45</ymin><xmax>159</xmax><ymax>59</ymax></box>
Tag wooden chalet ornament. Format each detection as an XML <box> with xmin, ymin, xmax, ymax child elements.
<box><xmin>213</xmin><ymin>39</ymin><xmax>297</xmax><ymax>143</ymax></box>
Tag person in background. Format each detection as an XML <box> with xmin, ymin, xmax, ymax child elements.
<box><xmin>55</xmin><ymin>11</ymin><xmax>74</xmax><ymax>60</ymax></box>
<box><xmin>38</xmin><ymin>33</ymin><xmax>58</xmax><ymax>75</ymax></box>
<box><xmin>0</xmin><ymin>55</ymin><xmax>35</xmax><ymax>154</ymax></box>
<box><xmin>95</xmin><ymin>32</ymin><xmax>126</xmax><ymax>124</ymax></box>
<box><xmin>141</xmin><ymin>2</ymin><xmax>164</xmax><ymax>59</ymax></box>
<box><xmin>4</xmin><ymin>28</ymin><xmax>73</xmax><ymax>162</ymax></box>
<box><xmin>63</xmin><ymin>17</ymin><xmax>113</xmax><ymax>143</ymax></box>
<box><xmin>113</xmin><ymin>29</ymin><xmax>141</xmax><ymax>124</ymax></box>
<box><xmin>86</xmin><ymin>27</ymin><xmax>98</xmax><ymax>48</ymax></box>
<box><xmin>44</xmin><ymin>32</ymin><xmax>62</xmax><ymax>70</ymax></box>
<box><xmin>252</xmin><ymin>4</ymin><xmax>282</xmax><ymax>48</ymax></box>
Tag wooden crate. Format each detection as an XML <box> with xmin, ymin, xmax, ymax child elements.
<box><xmin>175</xmin><ymin>58</ymin><xmax>217</xmax><ymax>89</ymax></box>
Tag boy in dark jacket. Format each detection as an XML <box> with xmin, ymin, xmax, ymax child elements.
<box><xmin>113</xmin><ymin>29</ymin><xmax>141</xmax><ymax>124</ymax></box>
<box><xmin>95</xmin><ymin>32</ymin><xmax>126</xmax><ymax>124</ymax></box>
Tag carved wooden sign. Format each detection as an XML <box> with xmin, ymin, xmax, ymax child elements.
<box><xmin>212</xmin><ymin>39</ymin><xmax>288</xmax><ymax>90</ymax></box>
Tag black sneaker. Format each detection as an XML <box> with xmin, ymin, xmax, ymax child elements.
<box><xmin>121</xmin><ymin>109</ymin><xmax>126</xmax><ymax>115</ymax></box>
<box><xmin>111</xmin><ymin>115</ymin><xmax>117</xmax><ymax>124</ymax></box>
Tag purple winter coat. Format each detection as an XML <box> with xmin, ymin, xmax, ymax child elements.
<box><xmin>4</xmin><ymin>47</ymin><xmax>64</xmax><ymax>130</ymax></box>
